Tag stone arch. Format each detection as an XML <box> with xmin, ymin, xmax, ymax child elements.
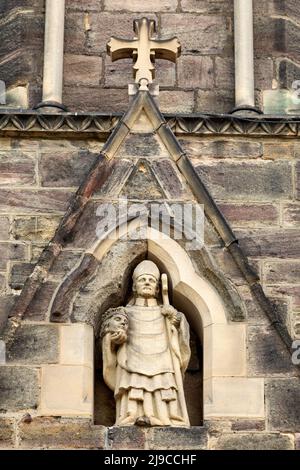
<box><xmin>45</xmin><ymin>217</ymin><xmax>264</xmax><ymax>421</ymax></box>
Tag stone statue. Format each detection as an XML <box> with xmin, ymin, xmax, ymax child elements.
<box><xmin>100</xmin><ymin>260</ymin><xmax>191</xmax><ymax>427</ymax></box>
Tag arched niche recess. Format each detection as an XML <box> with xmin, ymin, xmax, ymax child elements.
<box><xmin>46</xmin><ymin>218</ymin><xmax>264</xmax><ymax>423</ymax></box>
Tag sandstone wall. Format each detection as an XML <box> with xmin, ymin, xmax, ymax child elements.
<box><xmin>1</xmin><ymin>1</ymin><xmax>300</xmax><ymax>112</ymax></box>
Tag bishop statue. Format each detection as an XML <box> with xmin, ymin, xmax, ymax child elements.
<box><xmin>100</xmin><ymin>260</ymin><xmax>191</xmax><ymax>427</ymax></box>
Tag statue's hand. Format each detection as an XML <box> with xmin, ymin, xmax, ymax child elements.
<box><xmin>161</xmin><ymin>305</ymin><xmax>180</xmax><ymax>328</ymax></box>
<box><xmin>110</xmin><ymin>329</ymin><xmax>127</xmax><ymax>345</ymax></box>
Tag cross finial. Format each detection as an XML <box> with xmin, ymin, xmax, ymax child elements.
<box><xmin>107</xmin><ymin>17</ymin><xmax>181</xmax><ymax>87</ymax></box>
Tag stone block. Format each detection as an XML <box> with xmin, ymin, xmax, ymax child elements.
<box><xmin>161</xmin><ymin>14</ymin><xmax>230</xmax><ymax>55</ymax></box>
<box><xmin>263</xmin><ymin>142</ymin><xmax>295</xmax><ymax>160</ymax></box>
<box><xmin>0</xmin><ymin>216</ymin><xmax>10</xmax><ymax>239</ymax></box>
<box><xmin>66</xmin><ymin>0</ymin><xmax>101</xmax><ymax>10</ymax></box>
<box><xmin>204</xmin><ymin>377</ymin><xmax>265</xmax><ymax>418</ymax></box>
<box><xmin>60</xmin><ymin>324</ymin><xmax>93</xmax><ymax>366</ymax></box>
<box><xmin>180</xmin><ymin>138</ymin><xmax>263</xmax><ymax>159</ymax></box>
<box><xmin>159</xmin><ymin>90</ymin><xmax>194</xmax><ymax>113</ymax></box>
<box><xmin>36</xmin><ymin>216</ymin><xmax>61</xmax><ymax>242</ymax></box>
<box><xmin>40</xmin><ymin>365</ymin><xmax>93</xmax><ymax>416</ymax></box>
<box><xmin>247</xmin><ymin>326</ymin><xmax>294</xmax><ymax>376</ymax></box>
<box><xmin>40</xmin><ymin>150</ymin><xmax>98</xmax><ymax>188</ymax></box>
<box><xmin>264</xmin><ymin>260</ymin><xmax>300</xmax><ymax>284</ymax></box>
<box><xmin>117</xmin><ymin>133</ymin><xmax>169</xmax><ymax>159</ymax></box>
<box><xmin>181</xmin><ymin>0</ymin><xmax>233</xmax><ymax>13</ymax></box>
<box><xmin>19</xmin><ymin>417</ymin><xmax>105</xmax><ymax>449</ymax></box>
<box><xmin>0</xmin><ymin>295</ymin><xmax>16</xmax><ymax>332</ymax></box>
<box><xmin>0</xmin><ymin>151</ymin><xmax>35</xmax><ymax>187</ymax></box>
<box><xmin>231</xmin><ymin>420</ymin><xmax>265</xmax><ymax>432</ymax></box>
<box><xmin>12</xmin><ymin>217</ymin><xmax>36</xmax><ymax>241</ymax></box>
<box><xmin>177</xmin><ymin>55</ymin><xmax>214</xmax><ymax>89</ymax></box>
<box><xmin>64</xmin><ymin>54</ymin><xmax>102</xmax><ymax>86</ymax></box>
<box><xmin>151</xmin><ymin>158</ymin><xmax>193</xmax><ymax>200</ymax></box>
<box><xmin>104</xmin><ymin>0</ymin><xmax>177</xmax><ymax>11</ymax></box>
<box><xmin>218</xmin><ymin>203</ymin><xmax>279</xmax><ymax>227</ymax></box>
<box><xmin>0</xmin><ymin>274</ymin><xmax>5</xmax><ymax>294</ymax></box>
<box><xmin>0</xmin><ymin>190</ymin><xmax>71</xmax><ymax>214</ymax></box>
<box><xmin>107</xmin><ymin>426</ymin><xmax>146</xmax><ymax>450</ymax></box>
<box><xmin>0</xmin><ymin>243</ymin><xmax>26</xmax><ymax>270</ymax></box>
<box><xmin>296</xmin><ymin>161</ymin><xmax>300</xmax><ymax>200</ymax></box>
<box><xmin>192</xmin><ymin>160</ymin><xmax>293</xmax><ymax>201</ymax></box>
<box><xmin>9</xmin><ymin>262</ymin><xmax>34</xmax><ymax>289</ymax></box>
<box><xmin>0</xmin><ymin>417</ymin><xmax>15</xmax><ymax>448</ymax></box>
<box><xmin>195</xmin><ymin>88</ymin><xmax>234</xmax><ymax>113</ymax></box>
<box><xmin>237</xmin><ymin>229</ymin><xmax>300</xmax><ymax>259</ymax></box>
<box><xmin>204</xmin><ymin>323</ymin><xmax>246</xmax><ymax>380</ymax></box>
<box><xmin>23</xmin><ymin>281</ymin><xmax>58</xmax><ymax>321</ymax></box>
<box><xmin>296</xmin><ymin>433</ymin><xmax>300</xmax><ymax>450</ymax></box>
<box><xmin>266</xmin><ymin>379</ymin><xmax>300</xmax><ymax>432</ymax></box>
<box><xmin>49</xmin><ymin>251</ymin><xmax>82</xmax><ymax>277</ymax></box>
<box><xmin>0</xmin><ymin>366</ymin><xmax>39</xmax><ymax>411</ymax></box>
<box><xmin>63</xmin><ymin>85</ymin><xmax>129</xmax><ymax>112</ymax></box>
<box><xmin>211</xmin><ymin>432</ymin><xmax>294</xmax><ymax>450</ymax></box>
<box><xmin>215</xmin><ymin>57</ymin><xmax>273</xmax><ymax>92</ymax></box>
<box><xmin>7</xmin><ymin>325</ymin><xmax>59</xmax><ymax>365</ymax></box>
<box><xmin>148</xmin><ymin>427</ymin><xmax>208</xmax><ymax>450</ymax></box>
<box><xmin>283</xmin><ymin>204</ymin><xmax>300</xmax><ymax>227</ymax></box>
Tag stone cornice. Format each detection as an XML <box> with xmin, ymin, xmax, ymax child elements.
<box><xmin>0</xmin><ymin>110</ymin><xmax>300</xmax><ymax>137</ymax></box>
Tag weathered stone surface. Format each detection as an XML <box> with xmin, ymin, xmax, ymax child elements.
<box><xmin>40</xmin><ymin>150</ymin><xmax>98</xmax><ymax>188</ymax></box>
<box><xmin>95</xmin><ymin>159</ymin><xmax>134</xmax><ymax>197</ymax></box>
<box><xmin>211</xmin><ymin>433</ymin><xmax>294</xmax><ymax>450</ymax></box>
<box><xmin>9</xmin><ymin>262</ymin><xmax>34</xmax><ymax>289</ymax></box>
<box><xmin>12</xmin><ymin>217</ymin><xmax>36</xmax><ymax>241</ymax></box>
<box><xmin>7</xmin><ymin>325</ymin><xmax>59</xmax><ymax>364</ymax></box>
<box><xmin>0</xmin><ymin>366</ymin><xmax>39</xmax><ymax>411</ymax></box>
<box><xmin>266</xmin><ymin>285</ymin><xmax>300</xmax><ymax>310</ymax></box>
<box><xmin>105</xmin><ymin>57</ymin><xmax>175</xmax><ymax>88</ymax></box>
<box><xmin>265</xmin><ymin>260</ymin><xmax>300</xmax><ymax>284</ymax></box>
<box><xmin>0</xmin><ymin>190</ymin><xmax>71</xmax><ymax>213</ymax></box>
<box><xmin>23</xmin><ymin>281</ymin><xmax>58</xmax><ymax>321</ymax></box>
<box><xmin>151</xmin><ymin>158</ymin><xmax>193</xmax><ymax>200</ymax></box>
<box><xmin>218</xmin><ymin>203</ymin><xmax>279</xmax><ymax>227</ymax></box>
<box><xmin>64</xmin><ymin>54</ymin><xmax>102</xmax><ymax>86</ymax></box>
<box><xmin>0</xmin><ymin>417</ymin><xmax>14</xmax><ymax>448</ymax></box>
<box><xmin>177</xmin><ymin>55</ymin><xmax>214</xmax><ymax>89</ymax></box>
<box><xmin>296</xmin><ymin>433</ymin><xmax>300</xmax><ymax>450</ymax></box>
<box><xmin>0</xmin><ymin>274</ymin><xmax>5</xmax><ymax>294</ymax></box>
<box><xmin>159</xmin><ymin>90</ymin><xmax>194</xmax><ymax>113</ymax></box>
<box><xmin>0</xmin><ymin>216</ymin><xmax>10</xmax><ymax>240</ymax></box>
<box><xmin>104</xmin><ymin>0</ymin><xmax>177</xmax><ymax>11</ymax></box>
<box><xmin>107</xmin><ymin>426</ymin><xmax>146</xmax><ymax>450</ymax></box>
<box><xmin>65</xmin><ymin>12</ymin><xmax>157</xmax><ymax>55</ymax></box>
<box><xmin>237</xmin><ymin>229</ymin><xmax>300</xmax><ymax>259</ymax></box>
<box><xmin>263</xmin><ymin>142</ymin><xmax>295</xmax><ymax>160</ymax></box>
<box><xmin>66</xmin><ymin>0</ymin><xmax>101</xmax><ymax>10</ymax></box>
<box><xmin>49</xmin><ymin>251</ymin><xmax>82</xmax><ymax>278</ymax></box>
<box><xmin>117</xmin><ymin>133</ymin><xmax>168</xmax><ymax>159</ymax></box>
<box><xmin>181</xmin><ymin>0</ymin><xmax>233</xmax><ymax>13</ymax></box>
<box><xmin>0</xmin><ymin>243</ymin><xmax>26</xmax><ymax>270</ymax></box>
<box><xmin>195</xmin><ymin>88</ymin><xmax>234</xmax><ymax>113</ymax></box>
<box><xmin>283</xmin><ymin>204</ymin><xmax>300</xmax><ymax>227</ymax></box>
<box><xmin>215</xmin><ymin>57</ymin><xmax>273</xmax><ymax>91</ymax></box>
<box><xmin>161</xmin><ymin>14</ymin><xmax>230</xmax><ymax>55</ymax></box>
<box><xmin>266</xmin><ymin>379</ymin><xmax>300</xmax><ymax>432</ymax></box>
<box><xmin>0</xmin><ymin>295</ymin><xmax>16</xmax><ymax>333</ymax></box>
<box><xmin>121</xmin><ymin>160</ymin><xmax>165</xmax><ymax>199</ymax></box>
<box><xmin>296</xmin><ymin>161</ymin><xmax>300</xmax><ymax>200</ymax></box>
<box><xmin>19</xmin><ymin>417</ymin><xmax>105</xmax><ymax>449</ymax></box>
<box><xmin>231</xmin><ymin>420</ymin><xmax>265</xmax><ymax>432</ymax></box>
<box><xmin>247</xmin><ymin>326</ymin><xmax>294</xmax><ymax>376</ymax></box>
<box><xmin>192</xmin><ymin>161</ymin><xmax>292</xmax><ymax>201</ymax></box>
<box><xmin>180</xmin><ymin>138</ymin><xmax>263</xmax><ymax>159</ymax></box>
<box><xmin>63</xmin><ymin>85</ymin><xmax>129</xmax><ymax>112</ymax></box>
<box><xmin>0</xmin><ymin>151</ymin><xmax>36</xmax><ymax>186</ymax></box>
<box><xmin>148</xmin><ymin>427</ymin><xmax>207</xmax><ymax>450</ymax></box>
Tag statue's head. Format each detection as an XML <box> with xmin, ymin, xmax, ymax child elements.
<box><xmin>100</xmin><ymin>307</ymin><xmax>128</xmax><ymax>338</ymax></box>
<box><xmin>132</xmin><ymin>260</ymin><xmax>160</xmax><ymax>299</ymax></box>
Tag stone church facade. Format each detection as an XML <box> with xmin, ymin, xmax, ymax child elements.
<box><xmin>0</xmin><ymin>0</ymin><xmax>299</xmax><ymax>450</ymax></box>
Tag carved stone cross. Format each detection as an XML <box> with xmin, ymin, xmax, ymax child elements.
<box><xmin>107</xmin><ymin>17</ymin><xmax>181</xmax><ymax>85</ymax></box>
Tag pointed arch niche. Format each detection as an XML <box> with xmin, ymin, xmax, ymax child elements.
<box><xmin>40</xmin><ymin>218</ymin><xmax>265</xmax><ymax>422</ymax></box>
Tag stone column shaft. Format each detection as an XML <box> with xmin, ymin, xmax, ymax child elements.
<box><xmin>234</xmin><ymin>0</ymin><xmax>255</xmax><ymax>109</ymax></box>
<box><xmin>42</xmin><ymin>0</ymin><xmax>66</xmax><ymax>108</ymax></box>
